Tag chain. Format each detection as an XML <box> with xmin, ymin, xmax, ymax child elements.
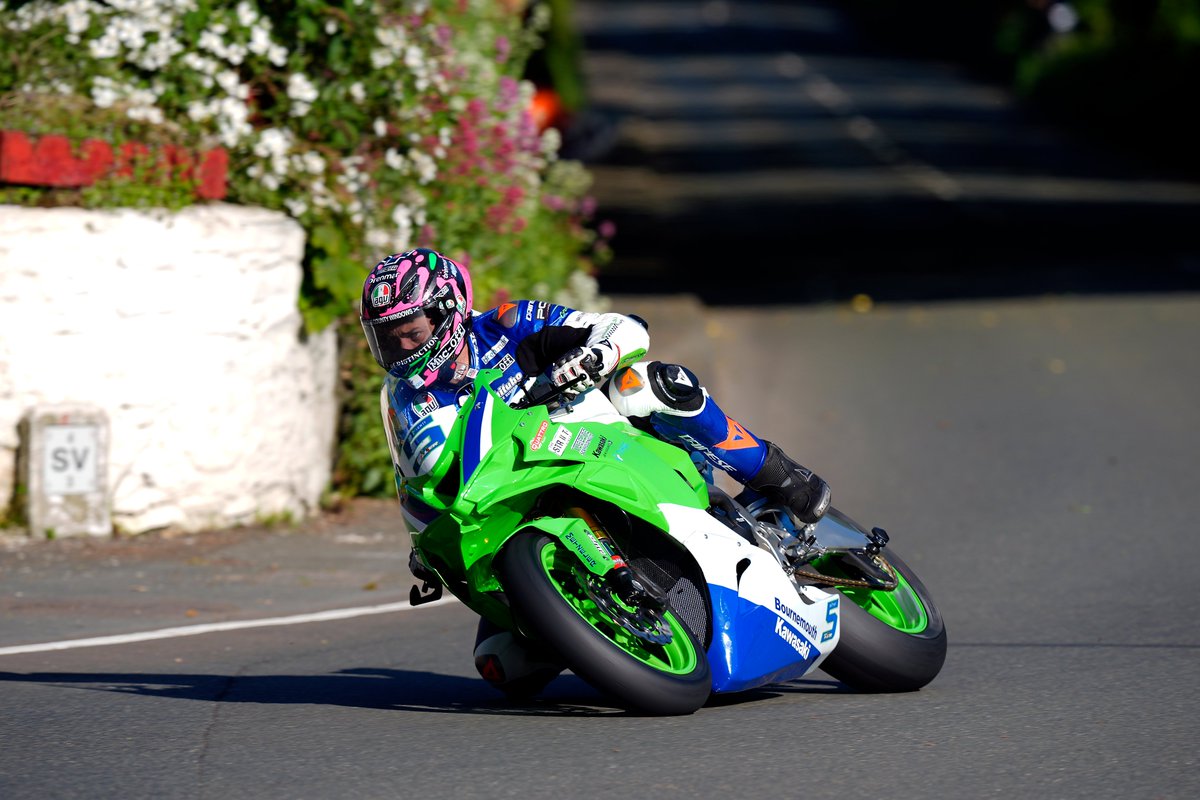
<box><xmin>789</xmin><ymin>559</ymin><xmax>898</xmax><ymax>590</ymax></box>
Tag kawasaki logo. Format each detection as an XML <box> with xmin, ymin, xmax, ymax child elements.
<box><xmin>775</xmin><ymin>617</ymin><xmax>812</xmax><ymax>659</ymax></box>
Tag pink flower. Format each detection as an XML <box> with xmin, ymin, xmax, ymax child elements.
<box><xmin>495</xmin><ymin>35</ymin><xmax>511</xmax><ymax>64</ymax></box>
<box><xmin>498</xmin><ymin>76</ymin><xmax>519</xmax><ymax>111</ymax></box>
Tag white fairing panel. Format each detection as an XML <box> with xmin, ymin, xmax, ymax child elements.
<box><xmin>657</xmin><ymin>502</ymin><xmax>841</xmax><ymax>691</ymax></box>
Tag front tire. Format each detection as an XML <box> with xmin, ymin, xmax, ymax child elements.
<box><xmin>819</xmin><ymin>550</ymin><xmax>947</xmax><ymax>692</ymax></box>
<box><xmin>498</xmin><ymin>530</ymin><xmax>711</xmax><ymax>715</ymax></box>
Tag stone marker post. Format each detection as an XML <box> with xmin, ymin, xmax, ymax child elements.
<box><xmin>20</xmin><ymin>405</ymin><xmax>111</xmax><ymax>537</ymax></box>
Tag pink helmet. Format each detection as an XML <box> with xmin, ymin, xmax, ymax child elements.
<box><xmin>360</xmin><ymin>248</ymin><xmax>473</xmax><ymax>388</ymax></box>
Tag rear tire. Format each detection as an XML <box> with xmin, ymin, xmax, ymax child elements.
<box><xmin>498</xmin><ymin>530</ymin><xmax>711</xmax><ymax>715</ymax></box>
<box><xmin>819</xmin><ymin>550</ymin><xmax>947</xmax><ymax>692</ymax></box>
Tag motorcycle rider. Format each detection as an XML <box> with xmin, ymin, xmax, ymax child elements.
<box><xmin>362</xmin><ymin>247</ymin><xmax>831</xmax><ymax>694</ymax></box>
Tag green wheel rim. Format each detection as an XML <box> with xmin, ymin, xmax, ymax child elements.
<box><xmin>539</xmin><ymin>541</ymin><xmax>699</xmax><ymax>676</ymax></box>
<box><xmin>842</xmin><ymin>565</ymin><xmax>930</xmax><ymax>634</ymax></box>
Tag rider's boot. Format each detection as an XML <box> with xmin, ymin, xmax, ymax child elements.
<box><xmin>608</xmin><ymin>361</ymin><xmax>831</xmax><ymax>524</ymax></box>
<box><xmin>743</xmin><ymin>440</ymin><xmax>831</xmax><ymax>525</ymax></box>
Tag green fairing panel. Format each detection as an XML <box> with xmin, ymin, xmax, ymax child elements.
<box><xmin>457</xmin><ymin>404</ymin><xmax>708</xmax><ymax>526</ymax></box>
<box><xmin>413</xmin><ymin>375</ymin><xmax>708</xmax><ymax>620</ymax></box>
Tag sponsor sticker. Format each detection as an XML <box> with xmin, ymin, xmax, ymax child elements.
<box><xmin>571</xmin><ymin>429</ymin><xmax>594</xmax><ymax>454</ymax></box>
<box><xmin>412</xmin><ymin>392</ymin><xmax>440</xmax><ymax>418</ymax></box>
<box><xmin>549</xmin><ymin>427</ymin><xmax>572</xmax><ymax>456</ymax></box>
<box><xmin>481</xmin><ymin>336</ymin><xmax>509</xmax><ymax>363</ymax></box>
<box><xmin>529</xmin><ymin>420</ymin><xmax>550</xmax><ymax>451</ymax></box>
<box><xmin>370</xmin><ymin>282</ymin><xmax>393</xmax><ymax>307</ymax></box>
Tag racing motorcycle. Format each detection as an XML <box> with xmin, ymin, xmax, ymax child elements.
<box><xmin>398</xmin><ymin>369</ymin><xmax>946</xmax><ymax>715</ymax></box>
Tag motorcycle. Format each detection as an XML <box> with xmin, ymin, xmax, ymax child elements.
<box><xmin>394</xmin><ymin>368</ymin><xmax>946</xmax><ymax>715</ymax></box>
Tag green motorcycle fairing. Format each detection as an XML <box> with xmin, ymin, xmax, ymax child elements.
<box><xmin>401</xmin><ymin>370</ymin><xmax>708</xmax><ymax>630</ymax></box>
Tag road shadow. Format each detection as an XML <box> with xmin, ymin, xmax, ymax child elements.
<box><xmin>0</xmin><ymin>667</ymin><xmax>629</xmax><ymax>717</ymax></box>
<box><xmin>0</xmin><ymin>667</ymin><xmax>855</xmax><ymax>716</ymax></box>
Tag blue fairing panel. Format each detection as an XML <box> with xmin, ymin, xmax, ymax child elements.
<box><xmin>706</xmin><ymin>584</ymin><xmax>823</xmax><ymax>694</ymax></box>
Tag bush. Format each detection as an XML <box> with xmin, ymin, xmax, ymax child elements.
<box><xmin>1</xmin><ymin>0</ymin><xmax>612</xmax><ymax>496</ymax></box>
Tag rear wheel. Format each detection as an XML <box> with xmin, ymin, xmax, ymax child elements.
<box><xmin>819</xmin><ymin>549</ymin><xmax>947</xmax><ymax>692</ymax></box>
<box><xmin>498</xmin><ymin>530</ymin><xmax>711</xmax><ymax>715</ymax></box>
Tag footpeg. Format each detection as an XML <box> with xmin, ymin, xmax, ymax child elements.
<box><xmin>410</xmin><ymin>579</ymin><xmax>443</xmax><ymax>606</ymax></box>
<box><xmin>866</xmin><ymin>526</ymin><xmax>890</xmax><ymax>556</ymax></box>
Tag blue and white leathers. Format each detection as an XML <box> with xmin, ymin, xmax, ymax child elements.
<box><xmin>607</xmin><ymin>361</ymin><xmax>770</xmax><ymax>484</ymax></box>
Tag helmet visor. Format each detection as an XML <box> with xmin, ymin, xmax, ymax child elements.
<box><xmin>362</xmin><ymin>312</ymin><xmax>437</xmax><ymax>373</ymax></box>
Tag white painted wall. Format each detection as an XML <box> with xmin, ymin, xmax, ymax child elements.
<box><xmin>0</xmin><ymin>203</ymin><xmax>338</xmax><ymax>534</ymax></box>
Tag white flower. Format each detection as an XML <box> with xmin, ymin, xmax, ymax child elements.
<box><xmin>216</xmin><ymin>70</ymin><xmax>241</xmax><ymax>95</ymax></box>
<box><xmin>90</xmin><ymin>28</ymin><xmax>121</xmax><ymax>59</ymax></box>
<box><xmin>138</xmin><ymin>36</ymin><xmax>183</xmax><ymax>70</ymax></box>
<box><xmin>409</xmin><ymin>149</ymin><xmax>436</xmax><ymax>185</ymax></box>
<box><xmin>384</xmin><ymin>148</ymin><xmax>406</xmax><ymax>171</ymax></box>
<box><xmin>365</xmin><ymin>228</ymin><xmax>391</xmax><ymax>249</ymax></box>
<box><xmin>373</xmin><ymin>117</ymin><xmax>388</xmax><ymax>137</ymax></box>
<box><xmin>187</xmin><ymin>99</ymin><xmax>215</xmax><ymax>121</ymax></box>
<box><xmin>216</xmin><ymin>96</ymin><xmax>252</xmax><ymax>146</ymax></box>
<box><xmin>324</xmin><ymin>20</ymin><xmax>338</xmax><ymax>35</ymax></box>
<box><xmin>62</xmin><ymin>0</ymin><xmax>91</xmax><ymax>44</ymax></box>
<box><xmin>198</xmin><ymin>30</ymin><xmax>224</xmax><ymax>56</ymax></box>
<box><xmin>248</xmin><ymin>25</ymin><xmax>272</xmax><ymax>56</ymax></box>
<box><xmin>236</xmin><ymin>1</ymin><xmax>257</xmax><ymax>27</ymax></box>
<box><xmin>349</xmin><ymin>82</ymin><xmax>365</xmax><ymax>103</ymax></box>
<box><xmin>540</xmin><ymin>127</ymin><xmax>562</xmax><ymax>158</ymax></box>
<box><xmin>183</xmin><ymin>52</ymin><xmax>217</xmax><ymax>76</ymax></box>
<box><xmin>302</xmin><ymin>151</ymin><xmax>326</xmax><ymax>175</ymax></box>
<box><xmin>268</xmin><ymin>44</ymin><xmax>288</xmax><ymax>67</ymax></box>
<box><xmin>404</xmin><ymin>45</ymin><xmax>423</xmax><ymax>70</ymax></box>
<box><xmin>91</xmin><ymin>76</ymin><xmax>119</xmax><ymax>108</ymax></box>
<box><xmin>253</xmin><ymin>128</ymin><xmax>293</xmax><ymax>160</ymax></box>
<box><xmin>127</xmin><ymin>105</ymin><xmax>163</xmax><ymax>124</ymax></box>
<box><xmin>287</xmin><ymin>72</ymin><xmax>318</xmax><ymax>102</ymax></box>
<box><xmin>262</xmin><ymin>174</ymin><xmax>281</xmax><ymax>191</ymax></box>
<box><xmin>284</xmin><ymin>198</ymin><xmax>309</xmax><ymax>217</ymax></box>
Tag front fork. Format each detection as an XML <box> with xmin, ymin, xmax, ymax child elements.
<box><xmin>566</xmin><ymin>506</ymin><xmax>667</xmax><ymax>611</ymax></box>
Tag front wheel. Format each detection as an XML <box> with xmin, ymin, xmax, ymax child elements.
<box><xmin>819</xmin><ymin>549</ymin><xmax>947</xmax><ymax>692</ymax></box>
<box><xmin>497</xmin><ymin>530</ymin><xmax>711</xmax><ymax>715</ymax></box>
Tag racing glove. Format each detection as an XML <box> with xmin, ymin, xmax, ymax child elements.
<box><xmin>550</xmin><ymin>342</ymin><xmax>620</xmax><ymax>399</ymax></box>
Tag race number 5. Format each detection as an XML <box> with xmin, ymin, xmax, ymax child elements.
<box><xmin>822</xmin><ymin>597</ymin><xmax>839</xmax><ymax>643</ymax></box>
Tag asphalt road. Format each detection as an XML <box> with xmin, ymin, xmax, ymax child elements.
<box><xmin>576</xmin><ymin>0</ymin><xmax>1200</xmax><ymax>301</ymax></box>
<box><xmin>5</xmin><ymin>1</ymin><xmax>1200</xmax><ymax>797</ymax></box>
<box><xmin>3</xmin><ymin>293</ymin><xmax>1199</xmax><ymax>799</ymax></box>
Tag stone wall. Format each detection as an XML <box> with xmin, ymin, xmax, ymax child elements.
<box><xmin>0</xmin><ymin>204</ymin><xmax>338</xmax><ymax>535</ymax></box>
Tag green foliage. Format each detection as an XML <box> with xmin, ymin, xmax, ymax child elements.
<box><xmin>1</xmin><ymin>481</ymin><xmax>27</xmax><ymax>530</ymax></box>
<box><xmin>1</xmin><ymin>0</ymin><xmax>614</xmax><ymax>497</ymax></box>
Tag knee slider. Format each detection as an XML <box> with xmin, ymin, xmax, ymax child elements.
<box><xmin>608</xmin><ymin>361</ymin><xmax>706</xmax><ymax>418</ymax></box>
<box><xmin>648</xmin><ymin>361</ymin><xmax>705</xmax><ymax>412</ymax></box>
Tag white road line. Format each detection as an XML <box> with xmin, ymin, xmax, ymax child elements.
<box><xmin>0</xmin><ymin>596</ymin><xmax>458</xmax><ymax>656</ymax></box>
